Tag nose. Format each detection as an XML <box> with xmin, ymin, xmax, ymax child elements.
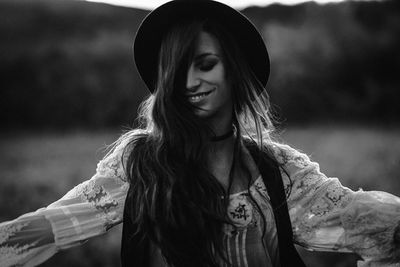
<box><xmin>186</xmin><ymin>64</ymin><xmax>201</xmax><ymax>92</ymax></box>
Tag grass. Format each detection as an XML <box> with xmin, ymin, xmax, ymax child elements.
<box><xmin>0</xmin><ymin>125</ymin><xmax>399</xmax><ymax>267</ymax></box>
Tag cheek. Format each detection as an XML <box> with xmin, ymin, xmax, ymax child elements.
<box><xmin>207</xmin><ymin>65</ymin><xmax>227</xmax><ymax>88</ymax></box>
<box><xmin>221</xmin><ymin>83</ymin><xmax>232</xmax><ymax>103</ymax></box>
<box><xmin>218</xmin><ymin>68</ymin><xmax>230</xmax><ymax>98</ymax></box>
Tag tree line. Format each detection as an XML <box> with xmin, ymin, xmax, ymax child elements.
<box><xmin>0</xmin><ymin>0</ymin><xmax>399</xmax><ymax>129</ymax></box>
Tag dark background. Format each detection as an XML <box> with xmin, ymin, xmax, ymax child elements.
<box><xmin>1</xmin><ymin>0</ymin><xmax>399</xmax><ymax>129</ymax></box>
<box><xmin>0</xmin><ymin>0</ymin><xmax>399</xmax><ymax>266</ymax></box>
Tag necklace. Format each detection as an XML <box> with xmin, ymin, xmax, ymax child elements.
<box><xmin>211</xmin><ymin>128</ymin><xmax>234</xmax><ymax>142</ymax></box>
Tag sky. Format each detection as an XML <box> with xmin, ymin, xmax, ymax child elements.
<box><xmin>84</xmin><ymin>0</ymin><xmax>374</xmax><ymax>10</ymax></box>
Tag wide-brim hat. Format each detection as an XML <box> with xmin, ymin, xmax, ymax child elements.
<box><xmin>134</xmin><ymin>0</ymin><xmax>270</xmax><ymax>93</ymax></box>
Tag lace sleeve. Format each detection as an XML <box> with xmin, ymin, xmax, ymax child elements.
<box><xmin>270</xmin><ymin>142</ymin><xmax>400</xmax><ymax>267</ymax></box>
<box><xmin>0</xmin><ymin>136</ymin><xmax>131</xmax><ymax>267</ymax></box>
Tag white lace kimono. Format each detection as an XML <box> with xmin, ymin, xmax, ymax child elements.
<box><xmin>1</xmin><ymin>135</ymin><xmax>399</xmax><ymax>267</ymax></box>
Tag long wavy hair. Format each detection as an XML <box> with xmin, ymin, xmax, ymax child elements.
<box><xmin>120</xmin><ymin>18</ymin><xmax>281</xmax><ymax>267</ymax></box>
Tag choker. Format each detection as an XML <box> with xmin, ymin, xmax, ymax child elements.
<box><xmin>211</xmin><ymin>129</ymin><xmax>234</xmax><ymax>142</ymax></box>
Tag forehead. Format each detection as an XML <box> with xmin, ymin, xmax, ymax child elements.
<box><xmin>194</xmin><ymin>31</ymin><xmax>221</xmax><ymax>55</ymax></box>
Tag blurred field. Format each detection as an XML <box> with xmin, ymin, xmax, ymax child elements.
<box><xmin>0</xmin><ymin>125</ymin><xmax>399</xmax><ymax>267</ymax></box>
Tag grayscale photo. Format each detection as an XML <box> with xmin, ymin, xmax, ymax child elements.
<box><xmin>1</xmin><ymin>0</ymin><xmax>399</xmax><ymax>266</ymax></box>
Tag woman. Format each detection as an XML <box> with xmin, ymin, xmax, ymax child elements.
<box><xmin>1</xmin><ymin>1</ymin><xmax>399</xmax><ymax>267</ymax></box>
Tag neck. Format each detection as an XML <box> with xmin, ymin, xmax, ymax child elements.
<box><xmin>207</xmin><ymin>126</ymin><xmax>235</xmax><ymax>156</ymax></box>
<box><xmin>205</xmin><ymin>106</ymin><xmax>235</xmax><ymax>153</ymax></box>
<box><xmin>211</xmin><ymin>128</ymin><xmax>234</xmax><ymax>142</ymax></box>
<box><xmin>207</xmin><ymin>106</ymin><xmax>233</xmax><ymax>137</ymax></box>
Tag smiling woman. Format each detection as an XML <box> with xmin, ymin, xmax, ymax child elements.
<box><xmin>1</xmin><ymin>0</ymin><xmax>400</xmax><ymax>267</ymax></box>
<box><xmin>185</xmin><ymin>32</ymin><xmax>233</xmax><ymax>125</ymax></box>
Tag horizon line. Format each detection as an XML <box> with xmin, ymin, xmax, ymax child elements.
<box><xmin>84</xmin><ymin>0</ymin><xmax>380</xmax><ymax>10</ymax></box>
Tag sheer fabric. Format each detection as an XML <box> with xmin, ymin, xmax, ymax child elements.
<box><xmin>1</xmin><ymin>134</ymin><xmax>399</xmax><ymax>266</ymax></box>
<box><xmin>145</xmin><ymin>176</ymin><xmax>279</xmax><ymax>267</ymax></box>
<box><xmin>220</xmin><ymin>175</ymin><xmax>280</xmax><ymax>267</ymax></box>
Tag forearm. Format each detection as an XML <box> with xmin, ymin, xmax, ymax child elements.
<box><xmin>270</xmin><ymin>141</ymin><xmax>400</xmax><ymax>264</ymax></box>
<box><xmin>0</xmin><ymin>135</ymin><xmax>130</xmax><ymax>266</ymax></box>
<box><xmin>1</xmin><ymin>210</ymin><xmax>57</xmax><ymax>267</ymax></box>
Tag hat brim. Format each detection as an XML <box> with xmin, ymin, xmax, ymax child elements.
<box><xmin>134</xmin><ymin>0</ymin><xmax>270</xmax><ymax>93</ymax></box>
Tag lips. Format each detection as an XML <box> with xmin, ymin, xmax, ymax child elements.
<box><xmin>186</xmin><ymin>88</ymin><xmax>215</xmax><ymax>103</ymax></box>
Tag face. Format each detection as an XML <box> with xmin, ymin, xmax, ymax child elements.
<box><xmin>185</xmin><ymin>31</ymin><xmax>233</xmax><ymax>121</ymax></box>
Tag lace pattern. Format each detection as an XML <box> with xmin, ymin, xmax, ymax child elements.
<box><xmin>96</xmin><ymin>152</ymin><xmax>127</xmax><ymax>183</ymax></box>
<box><xmin>271</xmin><ymin>142</ymin><xmax>400</xmax><ymax>266</ymax></box>
<box><xmin>1</xmin><ymin>136</ymin><xmax>399</xmax><ymax>267</ymax></box>
<box><xmin>0</xmin><ymin>221</ymin><xmax>37</xmax><ymax>266</ymax></box>
<box><xmin>0</xmin><ymin>221</ymin><xmax>29</xmax><ymax>244</ymax></box>
<box><xmin>0</xmin><ymin>134</ymin><xmax>131</xmax><ymax>266</ymax></box>
<box><xmin>0</xmin><ymin>244</ymin><xmax>35</xmax><ymax>266</ymax></box>
<box><xmin>223</xmin><ymin>176</ymin><xmax>271</xmax><ymax>237</ymax></box>
<box><xmin>63</xmin><ymin>180</ymin><xmax>119</xmax><ymax>213</ymax></box>
<box><xmin>221</xmin><ymin>176</ymin><xmax>279</xmax><ymax>266</ymax></box>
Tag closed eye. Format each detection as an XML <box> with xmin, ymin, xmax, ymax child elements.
<box><xmin>196</xmin><ymin>58</ymin><xmax>219</xmax><ymax>72</ymax></box>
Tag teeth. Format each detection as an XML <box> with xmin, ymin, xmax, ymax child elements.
<box><xmin>190</xmin><ymin>94</ymin><xmax>204</xmax><ymax>101</ymax></box>
<box><xmin>188</xmin><ymin>91</ymin><xmax>210</xmax><ymax>101</ymax></box>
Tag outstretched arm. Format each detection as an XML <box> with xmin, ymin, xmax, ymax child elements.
<box><xmin>0</xmin><ymin>134</ymin><xmax>132</xmax><ymax>267</ymax></box>
<box><xmin>270</xmin><ymin>142</ymin><xmax>400</xmax><ymax>267</ymax></box>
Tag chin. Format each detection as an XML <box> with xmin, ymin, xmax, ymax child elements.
<box><xmin>194</xmin><ymin>110</ymin><xmax>213</xmax><ymax>119</ymax></box>
<box><xmin>193</xmin><ymin>107</ymin><xmax>217</xmax><ymax>118</ymax></box>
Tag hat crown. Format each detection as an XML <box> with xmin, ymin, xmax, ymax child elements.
<box><xmin>134</xmin><ymin>0</ymin><xmax>270</xmax><ymax>93</ymax></box>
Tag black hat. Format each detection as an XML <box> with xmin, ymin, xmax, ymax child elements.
<box><xmin>134</xmin><ymin>0</ymin><xmax>270</xmax><ymax>93</ymax></box>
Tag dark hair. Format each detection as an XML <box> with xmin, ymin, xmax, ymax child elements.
<box><xmin>121</xmin><ymin>18</ymin><xmax>279</xmax><ymax>267</ymax></box>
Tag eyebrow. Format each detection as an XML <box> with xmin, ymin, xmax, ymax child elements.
<box><xmin>194</xmin><ymin>53</ymin><xmax>220</xmax><ymax>61</ymax></box>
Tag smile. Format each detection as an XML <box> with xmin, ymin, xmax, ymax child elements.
<box><xmin>187</xmin><ymin>89</ymin><xmax>215</xmax><ymax>103</ymax></box>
